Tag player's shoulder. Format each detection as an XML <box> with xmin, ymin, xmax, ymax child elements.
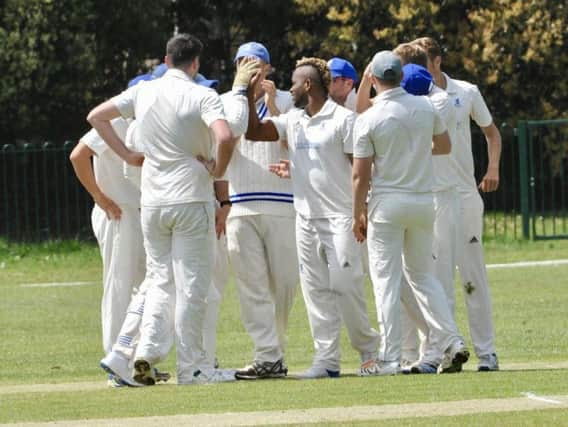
<box><xmin>448</xmin><ymin>76</ymin><xmax>481</xmax><ymax>94</ymax></box>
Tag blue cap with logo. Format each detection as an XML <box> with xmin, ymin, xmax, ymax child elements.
<box><xmin>401</xmin><ymin>64</ymin><xmax>433</xmax><ymax>96</ymax></box>
<box><xmin>127</xmin><ymin>73</ymin><xmax>156</xmax><ymax>88</ymax></box>
<box><xmin>328</xmin><ymin>57</ymin><xmax>358</xmax><ymax>83</ymax></box>
<box><xmin>234</xmin><ymin>42</ymin><xmax>270</xmax><ymax>64</ymax></box>
<box><xmin>194</xmin><ymin>73</ymin><xmax>219</xmax><ymax>89</ymax></box>
<box><xmin>371</xmin><ymin>50</ymin><xmax>402</xmax><ymax>81</ymax></box>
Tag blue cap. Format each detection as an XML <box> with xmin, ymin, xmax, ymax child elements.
<box><xmin>152</xmin><ymin>63</ymin><xmax>168</xmax><ymax>78</ymax></box>
<box><xmin>371</xmin><ymin>50</ymin><xmax>402</xmax><ymax>81</ymax></box>
<box><xmin>234</xmin><ymin>42</ymin><xmax>270</xmax><ymax>64</ymax></box>
<box><xmin>328</xmin><ymin>57</ymin><xmax>358</xmax><ymax>83</ymax></box>
<box><xmin>127</xmin><ymin>73</ymin><xmax>156</xmax><ymax>88</ymax></box>
<box><xmin>194</xmin><ymin>73</ymin><xmax>219</xmax><ymax>89</ymax></box>
<box><xmin>401</xmin><ymin>64</ymin><xmax>433</xmax><ymax>96</ymax></box>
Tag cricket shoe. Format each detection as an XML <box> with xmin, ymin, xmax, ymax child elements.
<box><xmin>402</xmin><ymin>361</ymin><xmax>438</xmax><ymax>375</ymax></box>
<box><xmin>358</xmin><ymin>359</ymin><xmax>381</xmax><ymax>376</ymax></box>
<box><xmin>478</xmin><ymin>353</ymin><xmax>499</xmax><ymax>372</ymax></box>
<box><xmin>297</xmin><ymin>365</ymin><xmax>340</xmax><ymax>379</ymax></box>
<box><xmin>186</xmin><ymin>368</ymin><xmax>237</xmax><ymax>384</ymax></box>
<box><xmin>106</xmin><ymin>374</ymin><xmax>128</xmax><ymax>388</ymax></box>
<box><xmin>133</xmin><ymin>359</ymin><xmax>156</xmax><ymax>386</ymax></box>
<box><xmin>439</xmin><ymin>340</ymin><xmax>470</xmax><ymax>374</ymax></box>
<box><xmin>235</xmin><ymin>359</ymin><xmax>288</xmax><ymax>380</ymax></box>
<box><xmin>375</xmin><ymin>361</ymin><xmax>401</xmax><ymax>376</ymax></box>
<box><xmin>100</xmin><ymin>351</ymin><xmax>143</xmax><ymax>387</ymax></box>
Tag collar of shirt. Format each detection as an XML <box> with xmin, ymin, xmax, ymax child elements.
<box><xmin>300</xmin><ymin>98</ymin><xmax>337</xmax><ymax>121</ymax></box>
<box><xmin>164</xmin><ymin>68</ymin><xmax>192</xmax><ymax>82</ymax></box>
<box><xmin>443</xmin><ymin>72</ymin><xmax>458</xmax><ymax>94</ymax></box>
<box><xmin>374</xmin><ymin>86</ymin><xmax>406</xmax><ymax>102</ymax></box>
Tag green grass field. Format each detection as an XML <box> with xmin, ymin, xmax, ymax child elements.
<box><xmin>0</xmin><ymin>239</ymin><xmax>567</xmax><ymax>425</ymax></box>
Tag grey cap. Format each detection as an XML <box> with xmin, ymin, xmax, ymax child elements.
<box><xmin>371</xmin><ymin>50</ymin><xmax>402</xmax><ymax>81</ymax></box>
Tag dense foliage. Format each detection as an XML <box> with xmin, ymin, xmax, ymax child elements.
<box><xmin>0</xmin><ymin>0</ymin><xmax>565</xmax><ymax>142</ymax></box>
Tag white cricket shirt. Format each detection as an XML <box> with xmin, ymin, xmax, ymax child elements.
<box><xmin>443</xmin><ymin>73</ymin><xmax>493</xmax><ymax>193</ymax></box>
<box><xmin>112</xmin><ymin>68</ymin><xmax>226</xmax><ymax>207</ymax></box>
<box><xmin>428</xmin><ymin>85</ymin><xmax>458</xmax><ymax>192</ymax></box>
<box><xmin>353</xmin><ymin>87</ymin><xmax>446</xmax><ymax>210</ymax></box>
<box><xmin>269</xmin><ymin>99</ymin><xmax>355</xmax><ymax>218</ymax></box>
<box><xmin>224</xmin><ymin>89</ymin><xmax>296</xmax><ymax>218</ymax></box>
<box><xmin>80</xmin><ymin>118</ymin><xmax>141</xmax><ymax>207</ymax></box>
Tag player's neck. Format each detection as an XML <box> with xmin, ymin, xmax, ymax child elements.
<box><xmin>433</xmin><ymin>71</ymin><xmax>447</xmax><ymax>90</ymax></box>
<box><xmin>305</xmin><ymin>95</ymin><xmax>327</xmax><ymax>117</ymax></box>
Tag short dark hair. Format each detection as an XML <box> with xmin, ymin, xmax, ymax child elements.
<box><xmin>412</xmin><ymin>37</ymin><xmax>443</xmax><ymax>62</ymax></box>
<box><xmin>393</xmin><ymin>43</ymin><xmax>428</xmax><ymax>68</ymax></box>
<box><xmin>166</xmin><ymin>33</ymin><xmax>203</xmax><ymax>67</ymax></box>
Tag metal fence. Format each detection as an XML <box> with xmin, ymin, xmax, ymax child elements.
<box><xmin>0</xmin><ymin>120</ymin><xmax>566</xmax><ymax>241</ymax></box>
<box><xmin>1</xmin><ymin>141</ymin><xmax>93</xmax><ymax>241</ymax></box>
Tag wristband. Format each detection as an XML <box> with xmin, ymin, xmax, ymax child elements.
<box><xmin>220</xmin><ymin>200</ymin><xmax>232</xmax><ymax>207</ymax></box>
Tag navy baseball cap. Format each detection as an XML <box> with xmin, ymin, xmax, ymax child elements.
<box><xmin>152</xmin><ymin>63</ymin><xmax>168</xmax><ymax>78</ymax></box>
<box><xmin>328</xmin><ymin>57</ymin><xmax>358</xmax><ymax>83</ymax></box>
<box><xmin>194</xmin><ymin>73</ymin><xmax>219</xmax><ymax>89</ymax></box>
<box><xmin>127</xmin><ymin>73</ymin><xmax>156</xmax><ymax>88</ymax></box>
<box><xmin>371</xmin><ymin>50</ymin><xmax>402</xmax><ymax>81</ymax></box>
<box><xmin>234</xmin><ymin>42</ymin><xmax>270</xmax><ymax>64</ymax></box>
<box><xmin>401</xmin><ymin>64</ymin><xmax>433</xmax><ymax>96</ymax></box>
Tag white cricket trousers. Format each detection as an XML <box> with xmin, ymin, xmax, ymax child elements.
<box><xmin>227</xmin><ymin>214</ymin><xmax>298</xmax><ymax>363</ymax></box>
<box><xmin>91</xmin><ymin>204</ymin><xmax>145</xmax><ymax>355</ymax></box>
<box><xmin>401</xmin><ymin>189</ymin><xmax>462</xmax><ymax>362</ymax></box>
<box><xmin>457</xmin><ymin>191</ymin><xmax>496</xmax><ymax>357</ymax></box>
<box><xmin>296</xmin><ymin>214</ymin><xmax>379</xmax><ymax>371</ymax></box>
<box><xmin>135</xmin><ymin>202</ymin><xmax>215</xmax><ymax>384</ymax></box>
<box><xmin>367</xmin><ymin>193</ymin><xmax>460</xmax><ymax>364</ymax></box>
<box><xmin>203</xmin><ymin>234</ymin><xmax>230</xmax><ymax>368</ymax></box>
<box><xmin>111</xmin><ymin>234</ymin><xmax>226</xmax><ymax>367</ymax></box>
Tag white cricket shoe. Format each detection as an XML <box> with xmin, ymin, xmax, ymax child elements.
<box><xmin>478</xmin><ymin>353</ymin><xmax>499</xmax><ymax>372</ymax></box>
<box><xmin>297</xmin><ymin>366</ymin><xmax>340</xmax><ymax>379</ymax></box>
<box><xmin>376</xmin><ymin>361</ymin><xmax>401</xmax><ymax>376</ymax></box>
<box><xmin>186</xmin><ymin>368</ymin><xmax>237</xmax><ymax>385</ymax></box>
<box><xmin>439</xmin><ymin>340</ymin><xmax>470</xmax><ymax>374</ymax></box>
<box><xmin>358</xmin><ymin>359</ymin><xmax>381</xmax><ymax>376</ymax></box>
<box><xmin>100</xmin><ymin>351</ymin><xmax>143</xmax><ymax>387</ymax></box>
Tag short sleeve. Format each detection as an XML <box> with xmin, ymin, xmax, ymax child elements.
<box><xmin>80</xmin><ymin>128</ymin><xmax>107</xmax><ymax>156</ymax></box>
<box><xmin>267</xmin><ymin>112</ymin><xmax>289</xmax><ymax>140</ymax></box>
<box><xmin>470</xmin><ymin>86</ymin><xmax>493</xmax><ymax>128</ymax></box>
<box><xmin>200</xmin><ymin>91</ymin><xmax>226</xmax><ymax>127</ymax></box>
<box><xmin>341</xmin><ymin>112</ymin><xmax>356</xmax><ymax>154</ymax></box>
<box><xmin>275</xmin><ymin>90</ymin><xmax>294</xmax><ymax>114</ymax></box>
<box><xmin>353</xmin><ymin>115</ymin><xmax>375</xmax><ymax>158</ymax></box>
<box><xmin>111</xmin><ymin>85</ymin><xmax>139</xmax><ymax>119</ymax></box>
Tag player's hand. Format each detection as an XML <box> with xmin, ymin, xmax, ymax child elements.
<box><xmin>125</xmin><ymin>150</ymin><xmax>144</xmax><ymax>167</ymax></box>
<box><xmin>94</xmin><ymin>192</ymin><xmax>122</xmax><ymax>220</ymax></box>
<box><xmin>233</xmin><ymin>57</ymin><xmax>261</xmax><ymax>89</ymax></box>
<box><xmin>361</xmin><ymin>63</ymin><xmax>373</xmax><ymax>85</ymax></box>
<box><xmin>197</xmin><ymin>155</ymin><xmax>216</xmax><ymax>176</ymax></box>
<box><xmin>268</xmin><ymin>159</ymin><xmax>291</xmax><ymax>179</ymax></box>
<box><xmin>352</xmin><ymin>213</ymin><xmax>367</xmax><ymax>243</ymax></box>
<box><xmin>479</xmin><ymin>166</ymin><xmax>499</xmax><ymax>192</ymax></box>
<box><xmin>262</xmin><ymin>80</ymin><xmax>277</xmax><ymax>103</ymax></box>
<box><xmin>215</xmin><ymin>205</ymin><xmax>231</xmax><ymax>239</ymax></box>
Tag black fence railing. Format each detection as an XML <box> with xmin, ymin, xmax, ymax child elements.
<box><xmin>0</xmin><ymin>120</ymin><xmax>566</xmax><ymax>241</ymax></box>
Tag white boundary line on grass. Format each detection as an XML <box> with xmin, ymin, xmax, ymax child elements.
<box><xmin>19</xmin><ymin>281</ymin><xmax>97</xmax><ymax>288</ymax></box>
<box><xmin>2</xmin><ymin>394</ymin><xmax>568</xmax><ymax>427</ymax></box>
<box><xmin>486</xmin><ymin>259</ymin><xmax>568</xmax><ymax>269</ymax></box>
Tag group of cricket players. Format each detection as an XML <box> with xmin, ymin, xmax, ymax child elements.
<box><xmin>70</xmin><ymin>32</ymin><xmax>502</xmax><ymax>387</ymax></box>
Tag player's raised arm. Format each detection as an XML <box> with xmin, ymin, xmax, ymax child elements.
<box><xmin>245</xmin><ymin>70</ymin><xmax>280</xmax><ymax>142</ymax></box>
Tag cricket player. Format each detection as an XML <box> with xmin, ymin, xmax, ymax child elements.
<box><xmin>246</xmin><ymin>57</ymin><xmax>381</xmax><ymax>378</ymax></box>
<box><xmin>328</xmin><ymin>57</ymin><xmax>358</xmax><ymax>111</ymax></box>
<box><xmin>352</xmin><ymin>51</ymin><xmax>463</xmax><ymax>375</ymax></box>
<box><xmin>223</xmin><ymin>42</ymin><xmax>299</xmax><ymax>380</ymax></box>
<box><xmin>70</xmin><ymin>98</ymin><xmax>144</xmax><ymax>385</ymax></box>
<box><xmin>87</xmin><ymin>33</ymin><xmax>259</xmax><ymax>385</ymax></box>
<box><xmin>413</xmin><ymin>37</ymin><xmax>501</xmax><ymax>371</ymax></box>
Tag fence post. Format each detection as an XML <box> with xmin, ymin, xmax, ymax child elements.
<box><xmin>517</xmin><ymin>120</ymin><xmax>530</xmax><ymax>239</ymax></box>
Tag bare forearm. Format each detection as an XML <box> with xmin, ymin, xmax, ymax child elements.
<box><xmin>213</xmin><ymin>139</ymin><xmax>237</xmax><ymax>178</ymax></box>
<box><xmin>352</xmin><ymin>160</ymin><xmax>372</xmax><ymax>218</ymax></box>
<box><xmin>69</xmin><ymin>144</ymin><xmax>103</xmax><ymax>200</ymax></box>
<box><xmin>87</xmin><ymin>102</ymin><xmax>129</xmax><ymax>161</ymax></box>
<box><xmin>485</xmin><ymin>124</ymin><xmax>502</xmax><ymax>170</ymax></box>
<box><xmin>356</xmin><ymin>80</ymin><xmax>373</xmax><ymax>114</ymax></box>
<box><xmin>245</xmin><ymin>89</ymin><xmax>278</xmax><ymax>141</ymax></box>
<box><xmin>214</xmin><ymin>180</ymin><xmax>230</xmax><ymax>202</ymax></box>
